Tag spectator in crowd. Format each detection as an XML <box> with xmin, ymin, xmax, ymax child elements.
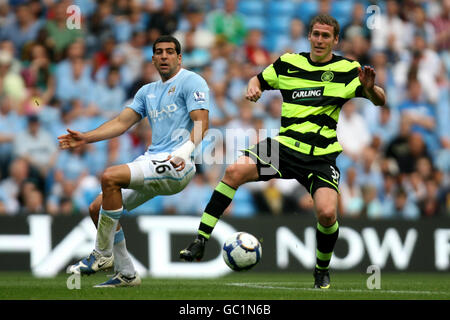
<box><xmin>241</xmin><ymin>28</ymin><xmax>271</xmax><ymax>68</ymax></box>
<box><xmin>360</xmin><ymin>184</ymin><xmax>383</xmax><ymax>219</ymax></box>
<box><xmin>147</xmin><ymin>0</ymin><xmax>179</xmax><ymax>41</ymax></box>
<box><xmin>277</xmin><ymin>17</ymin><xmax>310</xmax><ymax>54</ymax></box>
<box><xmin>0</xmin><ymin>50</ymin><xmax>26</xmax><ymax>106</ymax></box>
<box><xmin>409</xmin><ymin>5</ymin><xmax>436</xmax><ymax>47</ymax></box>
<box><xmin>336</xmin><ymin>100</ymin><xmax>372</xmax><ymax>180</ymax></box>
<box><xmin>19</xmin><ymin>179</ymin><xmax>44</xmax><ymax>214</ymax></box>
<box><xmin>224</xmin><ymin>99</ymin><xmax>258</xmax><ymax>163</ymax></box>
<box><xmin>21</xmin><ymin>42</ymin><xmax>55</xmax><ymax>108</ymax></box>
<box><xmin>339</xmin><ymin>167</ymin><xmax>363</xmax><ymax>218</ymax></box>
<box><xmin>114</xmin><ymin>30</ymin><xmax>146</xmax><ymax>84</ymax></box>
<box><xmin>86</xmin><ymin>0</ymin><xmax>115</xmax><ymax>52</ymax></box>
<box><xmin>12</xmin><ymin>114</ymin><xmax>58</xmax><ymax>191</ymax></box>
<box><xmin>355</xmin><ymin>146</ymin><xmax>385</xmax><ymax>197</ymax></box>
<box><xmin>54</xmin><ymin>40</ymin><xmax>94</xmax><ymax>106</ymax></box>
<box><xmin>181</xmin><ymin>29</ymin><xmax>211</xmax><ymax>73</ymax></box>
<box><xmin>0</xmin><ymin>95</ymin><xmax>26</xmax><ymax>178</ymax></box>
<box><xmin>206</xmin><ymin>0</ymin><xmax>247</xmax><ymax>46</ymax></box>
<box><xmin>371</xmin><ymin>0</ymin><xmax>411</xmax><ymax>58</ymax></box>
<box><xmin>112</xmin><ymin>0</ymin><xmax>146</xmax><ymax>44</ymax></box>
<box><xmin>127</xmin><ymin>60</ymin><xmax>159</xmax><ymax>98</ymax></box>
<box><xmin>394</xmin><ymin>34</ymin><xmax>442</xmax><ymax>104</ymax></box>
<box><xmin>174</xmin><ymin>3</ymin><xmax>215</xmax><ymax>50</ymax></box>
<box><xmin>0</xmin><ymin>157</ymin><xmax>29</xmax><ymax>214</ymax></box>
<box><xmin>397</xmin><ymin>78</ymin><xmax>440</xmax><ymax>154</ymax></box>
<box><xmin>0</xmin><ymin>3</ymin><xmax>43</xmax><ymax>54</ymax></box>
<box><xmin>208</xmin><ymin>81</ymin><xmax>238</xmax><ymax>129</ymax></box>
<box><xmin>385</xmin><ymin>187</ymin><xmax>420</xmax><ymax>220</ymax></box>
<box><xmin>91</xmin><ymin>66</ymin><xmax>126</xmax><ymax>119</ymax></box>
<box><xmin>430</xmin><ymin>0</ymin><xmax>449</xmax><ymax>54</ymax></box>
<box><xmin>369</xmin><ymin>105</ymin><xmax>400</xmax><ymax>149</ymax></box>
<box><xmin>44</xmin><ymin>0</ymin><xmax>84</xmax><ymax>61</ymax></box>
<box><xmin>341</xmin><ymin>2</ymin><xmax>371</xmax><ymax>42</ymax></box>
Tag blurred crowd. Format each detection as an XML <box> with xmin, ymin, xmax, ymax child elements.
<box><xmin>0</xmin><ymin>0</ymin><xmax>448</xmax><ymax>220</ymax></box>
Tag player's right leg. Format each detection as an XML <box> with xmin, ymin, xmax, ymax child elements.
<box><xmin>180</xmin><ymin>155</ymin><xmax>259</xmax><ymax>262</ymax></box>
<box><xmin>68</xmin><ymin>195</ymin><xmax>115</xmax><ymax>275</ymax></box>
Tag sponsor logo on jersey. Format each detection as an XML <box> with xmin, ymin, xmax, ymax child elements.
<box><xmin>291</xmin><ymin>87</ymin><xmax>324</xmax><ymax>100</ymax></box>
<box><xmin>148</xmin><ymin>104</ymin><xmax>178</xmax><ymax>120</ymax></box>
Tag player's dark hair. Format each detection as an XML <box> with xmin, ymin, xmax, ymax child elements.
<box><xmin>153</xmin><ymin>35</ymin><xmax>181</xmax><ymax>55</ymax></box>
<box><xmin>309</xmin><ymin>14</ymin><xmax>340</xmax><ymax>38</ymax></box>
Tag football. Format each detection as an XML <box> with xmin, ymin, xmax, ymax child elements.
<box><xmin>222</xmin><ymin>232</ymin><xmax>262</xmax><ymax>271</ymax></box>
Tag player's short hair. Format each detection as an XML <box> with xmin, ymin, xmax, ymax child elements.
<box><xmin>153</xmin><ymin>35</ymin><xmax>181</xmax><ymax>55</ymax></box>
<box><xmin>309</xmin><ymin>14</ymin><xmax>340</xmax><ymax>38</ymax></box>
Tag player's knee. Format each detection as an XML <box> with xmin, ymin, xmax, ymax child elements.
<box><xmin>101</xmin><ymin>167</ymin><xmax>120</xmax><ymax>190</ymax></box>
<box><xmin>224</xmin><ymin>164</ymin><xmax>245</xmax><ymax>187</ymax></box>
<box><xmin>316</xmin><ymin>205</ymin><xmax>337</xmax><ymax>227</ymax></box>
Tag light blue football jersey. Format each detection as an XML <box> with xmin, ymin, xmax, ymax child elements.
<box><xmin>126</xmin><ymin>68</ymin><xmax>210</xmax><ymax>154</ymax></box>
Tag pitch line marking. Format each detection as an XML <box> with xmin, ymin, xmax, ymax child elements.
<box><xmin>227</xmin><ymin>282</ymin><xmax>449</xmax><ymax>296</ymax></box>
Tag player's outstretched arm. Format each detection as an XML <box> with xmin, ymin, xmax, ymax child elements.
<box><xmin>58</xmin><ymin>107</ymin><xmax>141</xmax><ymax>150</ymax></box>
<box><xmin>170</xmin><ymin>109</ymin><xmax>209</xmax><ymax>171</ymax></box>
<box><xmin>358</xmin><ymin>66</ymin><xmax>386</xmax><ymax>106</ymax></box>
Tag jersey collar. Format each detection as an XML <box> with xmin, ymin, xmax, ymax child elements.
<box><xmin>302</xmin><ymin>52</ymin><xmax>339</xmax><ymax>66</ymax></box>
<box><xmin>161</xmin><ymin>68</ymin><xmax>184</xmax><ymax>84</ymax></box>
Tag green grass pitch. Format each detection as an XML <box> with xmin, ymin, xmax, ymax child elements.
<box><xmin>0</xmin><ymin>272</ymin><xmax>449</xmax><ymax>300</ymax></box>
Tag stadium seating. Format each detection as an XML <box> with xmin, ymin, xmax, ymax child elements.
<box><xmin>237</xmin><ymin>0</ymin><xmax>265</xmax><ymax>16</ymax></box>
<box><xmin>297</xmin><ymin>1</ymin><xmax>319</xmax><ymax>24</ymax></box>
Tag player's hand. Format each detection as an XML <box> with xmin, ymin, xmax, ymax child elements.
<box><xmin>358</xmin><ymin>66</ymin><xmax>376</xmax><ymax>90</ymax></box>
<box><xmin>57</xmin><ymin>129</ymin><xmax>87</xmax><ymax>150</ymax></box>
<box><xmin>245</xmin><ymin>86</ymin><xmax>262</xmax><ymax>102</ymax></box>
<box><xmin>166</xmin><ymin>155</ymin><xmax>186</xmax><ymax>172</ymax></box>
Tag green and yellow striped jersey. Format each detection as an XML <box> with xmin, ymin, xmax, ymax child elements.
<box><xmin>257</xmin><ymin>52</ymin><xmax>364</xmax><ymax>157</ymax></box>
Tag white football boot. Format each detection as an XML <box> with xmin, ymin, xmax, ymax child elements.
<box><xmin>67</xmin><ymin>250</ymin><xmax>114</xmax><ymax>275</ymax></box>
<box><xmin>94</xmin><ymin>272</ymin><xmax>142</xmax><ymax>288</ymax></box>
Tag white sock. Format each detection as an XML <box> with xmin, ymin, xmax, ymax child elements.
<box><xmin>113</xmin><ymin>229</ymin><xmax>136</xmax><ymax>278</ymax></box>
<box><xmin>95</xmin><ymin>207</ymin><xmax>122</xmax><ymax>257</ymax></box>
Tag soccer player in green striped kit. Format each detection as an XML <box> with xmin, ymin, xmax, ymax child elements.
<box><xmin>180</xmin><ymin>14</ymin><xmax>386</xmax><ymax>288</ymax></box>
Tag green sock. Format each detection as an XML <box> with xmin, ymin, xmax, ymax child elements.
<box><xmin>197</xmin><ymin>181</ymin><xmax>236</xmax><ymax>240</ymax></box>
<box><xmin>315</xmin><ymin>221</ymin><xmax>339</xmax><ymax>270</ymax></box>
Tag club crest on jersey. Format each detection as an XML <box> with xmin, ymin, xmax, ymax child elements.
<box><xmin>194</xmin><ymin>91</ymin><xmax>206</xmax><ymax>103</ymax></box>
<box><xmin>321</xmin><ymin>70</ymin><xmax>334</xmax><ymax>82</ymax></box>
<box><xmin>292</xmin><ymin>87</ymin><xmax>324</xmax><ymax>101</ymax></box>
<box><xmin>168</xmin><ymin>86</ymin><xmax>176</xmax><ymax>95</ymax></box>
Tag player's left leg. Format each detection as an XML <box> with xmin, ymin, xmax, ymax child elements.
<box><xmin>312</xmin><ymin>187</ymin><xmax>339</xmax><ymax>289</ymax></box>
<box><xmin>69</xmin><ymin>165</ymin><xmax>137</xmax><ymax>283</ymax></box>
<box><xmin>180</xmin><ymin>155</ymin><xmax>259</xmax><ymax>262</ymax></box>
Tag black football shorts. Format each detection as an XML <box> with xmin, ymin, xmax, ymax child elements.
<box><xmin>242</xmin><ymin>137</ymin><xmax>341</xmax><ymax>195</ymax></box>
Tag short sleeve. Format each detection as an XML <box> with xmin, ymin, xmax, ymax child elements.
<box><xmin>258</xmin><ymin>57</ymin><xmax>282</xmax><ymax>90</ymax></box>
<box><xmin>125</xmin><ymin>86</ymin><xmax>146</xmax><ymax>118</ymax></box>
<box><xmin>183</xmin><ymin>74</ymin><xmax>210</xmax><ymax>113</ymax></box>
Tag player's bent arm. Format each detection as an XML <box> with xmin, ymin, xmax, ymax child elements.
<box><xmin>171</xmin><ymin>109</ymin><xmax>209</xmax><ymax>162</ymax></box>
<box><xmin>246</xmin><ymin>76</ymin><xmax>262</xmax><ymax>102</ymax></box>
<box><xmin>83</xmin><ymin>107</ymin><xmax>142</xmax><ymax>144</ymax></box>
<box><xmin>363</xmin><ymin>85</ymin><xmax>386</xmax><ymax>107</ymax></box>
<box><xmin>189</xmin><ymin>109</ymin><xmax>209</xmax><ymax>146</ymax></box>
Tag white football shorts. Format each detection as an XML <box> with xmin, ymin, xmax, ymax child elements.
<box><xmin>121</xmin><ymin>151</ymin><xmax>196</xmax><ymax>212</ymax></box>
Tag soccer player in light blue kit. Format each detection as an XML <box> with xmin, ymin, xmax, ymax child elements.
<box><xmin>58</xmin><ymin>36</ymin><xmax>210</xmax><ymax>287</ymax></box>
